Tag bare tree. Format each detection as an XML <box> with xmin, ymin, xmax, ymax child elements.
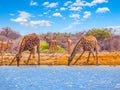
<box><xmin>0</xmin><ymin>27</ymin><xmax>21</xmax><ymax>40</ymax></box>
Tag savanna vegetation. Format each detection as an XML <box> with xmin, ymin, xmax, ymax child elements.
<box><xmin>1</xmin><ymin>26</ymin><xmax>119</xmax><ymax>52</ymax></box>
<box><xmin>0</xmin><ymin>26</ymin><xmax>120</xmax><ymax>65</ymax></box>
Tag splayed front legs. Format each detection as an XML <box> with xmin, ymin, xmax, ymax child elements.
<box><xmin>25</xmin><ymin>51</ymin><xmax>32</xmax><ymax>65</ymax></box>
<box><xmin>73</xmin><ymin>51</ymin><xmax>85</xmax><ymax>65</ymax></box>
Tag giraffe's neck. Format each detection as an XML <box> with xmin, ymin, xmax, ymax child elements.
<box><xmin>69</xmin><ymin>38</ymin><xmax>82</xmax><ymax>59</ymax></box>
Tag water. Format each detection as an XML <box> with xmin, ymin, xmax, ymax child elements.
<box><xmin>0</xmin><ymin>65</ymin><xmax>120</xmax><ymax>90</ymax></box>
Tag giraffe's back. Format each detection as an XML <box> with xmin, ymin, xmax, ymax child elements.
<box><xmin>20</xmin><ymin>33</ymin><xmax>40</xmax><ymax>51</ymax></box>
<box><xmin>85</xmin><ymin>35</ymin><xmax>97</xmax><ymax>41</ymax></box>
<box><xmin>80</xmin><ymin>35</ymin><xmax>97</xmax><ymax>50</ymax></box>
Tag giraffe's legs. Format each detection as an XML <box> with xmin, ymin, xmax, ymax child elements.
<box><xmin>90</xmin><ymin>48</ymin><xmax>98</xmax><ymax>65</ymax></box>
<box><xmin>86</xmin><ymin>51</ymin><xmax>91</xmax><ymax>64</ymax></box>
<box><xmin>0</xmin><ymin>51</ymin><xmax>3</xmax><ymax>65</ymax></box>
<box><xmin>95</xmin><ymin>48</ymin><xmax>98</xmax><ymax>65</ymax></box>
<box><xmin>25</xmin><ymin>51</ymin><xmax>32</xmax><ymax>65</ymax></box>
<box><xmin>1</xmin><ymin>48</ymin><xmax>4</xmax><ymax>62</ymax></box>
<box><xmin>73</xmin><ymin>50</ymin><xmax>85</xmax><ymax>65</ymax></box>
<box><xmin>17</xmin><ymin>56</ymin><xmax>20</xmax><ymax>66</ymax></box>
<box><xmin>37</xmin><ymin>44</ymin><xmax>40</xmax><ymax>65</ymax></box>
<box><xmin>9</xmin><ymin>53</ymin><xmax>18</xmax><ymax>65</ymax></box>
<box><xmin>16</xmin><ymin>53</ymin><xmax>22</xmax><ymax>66</ymax></box>
<box><xmin>90</xmin><ymin>49</ymin><xmax>96</xmax><ymax>59</ymax></box>
<box><xmin>32</xmin><ymin>48</ymin><xmax>35</xmax><ymax>58</ymax></box>
<box><xmin>68</xmin><ymin>45</ymin><xmax>79</xmax><ymax>66</ymax></box>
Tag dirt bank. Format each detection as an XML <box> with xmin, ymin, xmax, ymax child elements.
<box><xmin>1</xmin><ymin>52</ymin><xmax>120</xmax><ymax>65</ymax></box>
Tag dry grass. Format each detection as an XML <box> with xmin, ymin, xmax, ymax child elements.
<box><xmin>1</xmin><ymin>52</ymin><xmax>120</xmax><ymax>66</ymax></box>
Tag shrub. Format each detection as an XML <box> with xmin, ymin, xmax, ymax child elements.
<box><xmin>57</xmin><ymin>46</ymin><xmax>66</xmax><ymax>53</ymax></box>
<box><xmin>40</xmin><ymin>41</ymin><xmax>66</xmax><ymax>53</ymax></box>
<box><xmin>86</xmin><ymin>28</ymin><xmax>111</xmax><ymax>40</ymax></box>
<box><xmin>40</xmin><ymin>41</ymin><xmax>49</xmax><ymax>53</ymax></box>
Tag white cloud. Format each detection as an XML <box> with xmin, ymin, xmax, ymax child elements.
<box><xmin>11</xmin><ymin>11</ymin><xmax>31</xmax><ymax>25</ymax></box>
<box><xmin>63</xmin><ymin>0</ymin><xmax>108</xmax><ymax>12</ymax></box>
<box><xmin>69</xmin><ymin>6</ymin><xmax>82</xmax><ymax>11</ymax></box>
<box><xmin>107</xmin><ymin>26</ymin><xmax>120</xmax><ymax>34</ymax></box>
<box><xmin>72</xmin><ymin>0</ymin><xmax>85</xmax><ymax>7</ymax></box>
<box><xmin>107</xmin><ymin>26</ymin><xmax>120</xmax><ymax>30</ymax></box>
<box><xmin>11</xmin><ymin>11</ymin><xmax>52</xmax><ymax>27</ymax></box>
<box><xmin>43</xmin><ymin>2</ymin><xmax>58</xmax><ymax>8</ymax></box>
<box><xmin>30</xmin><ymin>0</ymin><xmax>38</xmax><ymax>6</ymax></box>
<box><xmin>92</xmin><ymin>0</ymin><xmax>108</xmax><ymax>5</ymax></box>
<box><xmin>63</xmin><ymin>20</ymin><xmax>81</xmax><ymax>30</ymax></box>
<box><xmin>67</xmin><ymin>0</ymin><xmax>83</xmax><ymax>11</ymax></box>
<box><xmin>84</xmin><ymin>2</ymin><xmax>93</xmax><ymax>7</ymax></box>
<box><xmin>64</xmin><ymin>1</ymin><xmax>72</xmax><ymax>6</ymax></box>
<box><xmin>96</xmin><ymin>7</ymin><xmax>110</xmax><ymax>13</ymax></box>
<box><xmin>70</xmin><ymin>14</ymin><xmax>80</xmax><ymax>18</ymax></box>
<box><xmin>60</xmin><ymin>7</ymin><xmax>66</xmax><ymax>11</ymax></box>
<box><xmin>43</xmin><ymin>2</ymin><xmax>49</xmax><ymax>6</ymax></box>
<box><xmin>83</xmin><ymin>11</ymin><xmax>91</xmax><ymax>19</ymax></box>
<box><xmin>48</xmin><ymin>3</ymin><xmax>58</xmax><ymax>8</ymax></box>
<box><xmin>70</xmin><ymin>0</ymin><xmax>108</xmax><ymax>7</ymax></box>
<box><xmin>29</xmin><ymin>20</ymin><xmax>51</xmax><ymax>27</ymax></box>
<box><xmin>86</xmin><ymin>0</ymin><xmax>108</xmax><ymax>6</ymax></box>
<box><xmin>11</xmin><ymin>18</ymin><xmax>27</xmax><ymax>23</ymax></box>
<box><xmin>52</xmin><ymin>13</ymin><xmax>62</xmax><ymax>17</ymax></box>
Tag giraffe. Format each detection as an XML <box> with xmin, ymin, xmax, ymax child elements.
<box><xmin>64</xmin><ymin>35</ymin><xmax>73</xmax><ymax>54</ymax></box>
<box><xmin>68</xmin><ymin>35</ymin><xmax>98</xmax><ymax>66</ymax></box>
<box><xmin>49</xmin><ymin>35</ymin><xmax>57</xmax><ymax>53</ymax></box>
<box><xmin>9</xmin><ymin>33</ymin><xmax>40</xmax><ymax>66</ymax></box>
<box><xmin>0</xmin><ymin>41</ymin><xmax>13</xmax><ymax>61</ymax></box>
<box><xmin>44</xmin><ymin>35</ymin><xmax>57</xmax><ymax>53</ymax></box>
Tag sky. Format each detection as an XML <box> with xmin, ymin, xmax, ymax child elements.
<box><xmin>0</xmin><ymin>0</ymin><xmax>120</xmax><ymax>35</ymax></box>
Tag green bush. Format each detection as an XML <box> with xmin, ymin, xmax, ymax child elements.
<box><xmin>40</xmin><ymin>41</ymin><xmax>66</xmax><ymax>53</ymax></box>
<box><xmin>40</xmin><ymin>41</ymin><xmax>49</xmax><ymax>53</ymax></box>
<box><xmin>57</xmin><ymin>46</ymin><xmax>66</xmax><ymax>53</ymax></box>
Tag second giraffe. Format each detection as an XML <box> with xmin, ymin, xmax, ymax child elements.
<box><xmin>68</xmin><ymin>35</ymin><xmax>98</xmax><ymax>66</ymax></box>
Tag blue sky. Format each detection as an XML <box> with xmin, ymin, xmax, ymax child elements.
<box><xmin>0</xmin><ymin>0</ymin><xmax>120</xmax><ymax>35</ymax></box>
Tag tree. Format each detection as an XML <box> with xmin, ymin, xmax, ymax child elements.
<box><xmin>0</xmin><ymin>27</ymin><xmax>21</xmax><ymax>40</ymax></box>
<box><xmin>86</xmin><ymin>28</ymin><xmax>111</xmax><ymax>40</ymax></box>
<box><xmin>86</xmin><ymin>28</ymin><xmax>112</xmax><ymax>51</ymax></box>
